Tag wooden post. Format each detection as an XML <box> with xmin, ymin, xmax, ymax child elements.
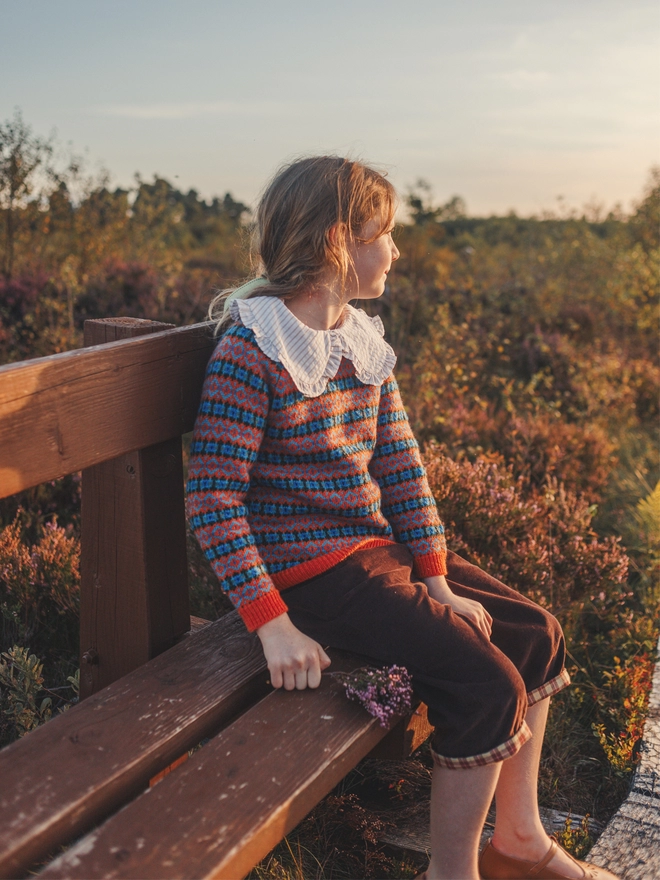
<box><xmin>80</xmin><ymin>318</ymin><xmax>191</xmax><ymax>698</ymax></box>
<box><xmin>367</xmin><ymin>701</ymin><xmax>433</xmax><ymax>759</ymax></box>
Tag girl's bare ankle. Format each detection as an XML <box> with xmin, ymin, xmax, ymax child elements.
<box><xmin>491</xmin><ymin>825</ymin><xmax>550</xmax><ymax>860</ymax></box>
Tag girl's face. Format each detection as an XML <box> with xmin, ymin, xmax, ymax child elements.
<box><xmin>347</xmin><ymin>217</ymin><xmax>400</xmax><ymax>301</ymax></box>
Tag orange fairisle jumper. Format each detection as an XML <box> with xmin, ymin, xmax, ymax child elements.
<box><xmin>186</xmin><ymin>322</ymin><xmax>447</xmax><ymax>632</ymax></box>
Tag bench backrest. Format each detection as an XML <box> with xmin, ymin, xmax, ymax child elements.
<box><xmin>0</xmin><ymin>318</ymin><xmax>214</xmax><ymax>496</ymax></box>
<box><xmin>0</xmin><ymin>317</ymin><xmax>217</xmax><ymax>695</ymax></box>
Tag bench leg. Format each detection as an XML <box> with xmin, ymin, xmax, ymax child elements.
<box><xmin>368</xmin><ymin>702</ymin><xmax>433</xmax><ymax>759</ymax></box>
<box><xmin>80</xmin><ymin>319</ymin><xmax>190</xmax><ymax>698</ymax></box>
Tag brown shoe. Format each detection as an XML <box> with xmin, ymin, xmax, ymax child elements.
<box><xmin>479</xmin><ymin>839</ymin><xmax>620</xmax><ymax>880</ymax></box>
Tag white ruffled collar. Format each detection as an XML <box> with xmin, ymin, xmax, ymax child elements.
<box><xmin>230</xmin><ymin>296</ymin><xmax>396</xmax><ymax>397</ymax></box>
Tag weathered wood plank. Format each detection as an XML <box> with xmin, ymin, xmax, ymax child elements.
<box><xmin>380</xmin><ymin>808</ymin><xmax>604</xmax><ymax>856</ymax></box>
<box><xmin>0</xmin><ymin>612</ymin><xmax>268</xmax><ymax>880</ymax></box>
<box><xmin>80</xmin><ymin>320</ymin><xmax>190</xmax><ymax>698</ymax></box>
<box><xmin>82</xmin><ymin>317</ymin><xmax>176</xmax><ymax>342</ymax></box>
<box><xmin>38</xmin><ymin>653</ymin><xmax>397</xmax><ymax>880</ymax></box>
<box><xmin>0</xmin><ymin>321</ymin><xmax>216</xmax><ymax>499</ymax></box>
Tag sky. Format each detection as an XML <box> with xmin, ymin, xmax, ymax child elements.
<box><xmin>2</xmin><ymin>0</ymin><xmax>659</xmax><ymax>216</ymax></box>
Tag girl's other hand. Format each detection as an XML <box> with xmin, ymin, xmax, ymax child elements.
<box><xmin>256</xmin><ymin>613</ymin><xmax>332</xmax><ymax>690</ymax></box>
<box><xmin>424</xmin><ymin>575</ymin><xmax>493</xmax><ymax>640</ymax></box>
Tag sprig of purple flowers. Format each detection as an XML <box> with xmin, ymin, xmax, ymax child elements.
<box><xmin>332</xmin><ymin>665</ymin><xmax>413</xmax><ymax>727</ymax></box>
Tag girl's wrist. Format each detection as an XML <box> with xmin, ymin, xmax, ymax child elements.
<box><xmin>423</xmin><ymin>575</ymin><xmax>453</xmax><ymax>603</ymax></box>
<box><xmin>256</xmin><ymin>612</ymin><xmax>293</xmax><ymax>641</ymax></box>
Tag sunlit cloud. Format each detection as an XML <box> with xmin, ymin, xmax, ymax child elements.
<box><xmin>92</xmin><ymin>101</ymin><xmax>287</xmax><ymax>120</ymax></box>
<box><xmin>5</xmin><ymin>0</ymin><xmax>655</xmax><ymax>214</ymax></box>
<box><xmin>495</xmin><ymin>69</ymin><xmax>553</xmax><ymax>90</ymax></box>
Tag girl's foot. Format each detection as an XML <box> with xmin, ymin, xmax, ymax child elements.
<box><xmin>479</xmin><ymin>838</ymin><xmax>620</xmax><ymax>880</ymax></box>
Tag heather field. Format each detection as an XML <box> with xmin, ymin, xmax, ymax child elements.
<box><xmin>0</xmin><ymin>114</ymin><xmax>658</xmax><ymax>877</ymax></box>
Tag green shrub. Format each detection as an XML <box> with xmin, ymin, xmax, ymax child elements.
<box><xmin>0</xmin><ymin>646</ymin><xmax>79</xmax><ymax>746</ymax></box>
<box><xmin>0</xmin><ymin>646</ymin><xmax>52</xmax><ymax>741</ymax></box>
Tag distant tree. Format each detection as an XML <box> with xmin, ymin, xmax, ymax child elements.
<box><xmin>407</xmin><ymin>178</ymin><xmax>466</xmax><ymax>226</ymax></box>
<box><xmin>218</xmin><ymin>192</ymin><xmax>250</xmax><ymax>224</ymax></box>
<box><xmin>0</xmin><ymin>110</ymin><xmax>53</xmax><ymax>280</ymax></box>
<box><xmin>629</xmin><ymin>165</ymin><xmax>660</xmax><ymax>252</ymax></box>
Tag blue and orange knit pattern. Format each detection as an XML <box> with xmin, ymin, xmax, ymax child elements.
<box><xmin>186</xmin><ymin>324</ymin><xmax>447</xmax><ymax>631</ymax></box>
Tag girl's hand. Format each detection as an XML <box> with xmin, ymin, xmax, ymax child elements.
<box><xmin>257</xmin><ymin>613</ymin><xmax>331</xmax><ymax>690</ymax></box>
<box><xmin>424</xmin><ymin>575</ymin><xmax>493</xmax><ymax>640</ymax></box>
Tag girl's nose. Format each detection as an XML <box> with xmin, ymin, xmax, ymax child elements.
<box><xmin>391</xmin><ymin>241</ymin><xmax>400</xmax><ymax>261</ymax></box>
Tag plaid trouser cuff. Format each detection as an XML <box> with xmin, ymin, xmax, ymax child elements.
<box><xmin>527</xmin><ymin>667</ymin><xmax>571</xmax><ymax>706</ymax></box>
<box><xmin>431</xmin><ymin>720</ymin><xmax>533</xmax><ymax>769</ymax></box>
<box><xmin>430</xmin><ymin>668</ymin><xmax>571</xmax><ymax>769</ymax></box>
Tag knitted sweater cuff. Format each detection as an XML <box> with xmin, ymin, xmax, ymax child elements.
<box><xmin>239</xmin><ymin>589</ymin><xmax>289</xmax><ymax>632</ymax></box>
<box><xmin>414</xmin><ymin>551</ymin><xmax>448</xmax><ymax>579</ymax></box>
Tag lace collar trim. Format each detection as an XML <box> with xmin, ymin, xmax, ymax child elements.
<box><xmin>230</xmin><ymin>296</ymin><xmax>396</xmax><ymax>397</ymax></box>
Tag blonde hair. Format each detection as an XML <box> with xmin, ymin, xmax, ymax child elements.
<box><xmin>208</xmin><ymin>156</ymin><xmax>397</xmax><ymax>333</ymax></box>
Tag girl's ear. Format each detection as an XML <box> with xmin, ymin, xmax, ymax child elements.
<box><xmin>327</xmin><ymin>222</ymin><xmax>350</xmax><ymax>252</ymax></box>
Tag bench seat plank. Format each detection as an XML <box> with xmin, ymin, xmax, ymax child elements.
<box><xmin>39</xmin><ymin>652</ymin><xmax>394</xmax><ymax>880</ymax></box>
<box><xmin>0</xmin><ymin>612</ymin><xmax>267</xmax><ymax>880</ymax></box>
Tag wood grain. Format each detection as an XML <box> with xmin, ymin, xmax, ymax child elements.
<box><xmin>80</xmin><ymin>320</ymin><xmax>190</xmax><ymax>698</ymax></box>
<box><xmin>38</xmin><ymin>652</ymin><xmax>398</xmax><ymax>880</ymax></box>
<box><xmin>0</xmin><ymin>612</ymin><xmax>268</xmax><ymax>880</ymax></box>
<box><xmin>82</xmin><ymin>318</ymin><xmax>177</xmax><ymax>342</ymax></box>
<box><xmin>0</xmin><ymin>321</ymin><xmax>216</xmax><ymax>499</ymax></box>
<box><xmin>379</xmin><ymin>807</ymin><xmax>604</xmax><ymax>856</ymax></box>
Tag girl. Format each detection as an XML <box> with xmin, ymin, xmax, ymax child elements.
<box><xmin>186</xmin><ymin>157</ymin><xmax>616</xmax><ymax>880</ymax></box>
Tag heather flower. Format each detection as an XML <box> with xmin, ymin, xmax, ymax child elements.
<box><xmin>332</xmin><ymin>665</ymin><xmax>413</xmax><ymax>727</ymax></box>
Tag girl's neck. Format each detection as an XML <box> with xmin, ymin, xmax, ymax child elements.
<box><xmin>285</xmin><ymin>282</ymin><xmax>348</xmax><ymax>331</ymax></box>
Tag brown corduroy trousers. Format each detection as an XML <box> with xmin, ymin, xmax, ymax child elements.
<box><xmin>283</xmin><ymin>543</ymin><xmax>570</xmax><ymax>768</ymax></box>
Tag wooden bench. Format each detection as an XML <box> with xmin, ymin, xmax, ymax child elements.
<box><xmin>0</xmin><ymin>317</ymin><xmax>431</xmax><ymax>880</ymax></box>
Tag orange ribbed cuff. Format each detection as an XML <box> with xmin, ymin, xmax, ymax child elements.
<box><xmin>239</xmin><ymin>589</ymin><xmax>289</xmax><ymax>632</ymax></box>
<box><xmin>414</xmin><ymin>551</ymin><xmax>448</xmax><ymax>578</ymax></box>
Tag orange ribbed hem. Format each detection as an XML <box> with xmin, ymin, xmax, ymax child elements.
<box><xmin>271</xmin><ymin>538</ymin><xmax>397</xmax><ymax>591</ymax></box>
<box><xmin>239</xmin><ymin>589</ymin><xmax>289</xmax><ymax>632</ymax></box>
<box><xmin>414</xmin><ymin>552</ymin><xmax>448</xmax><ymax>578</ymax></box>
